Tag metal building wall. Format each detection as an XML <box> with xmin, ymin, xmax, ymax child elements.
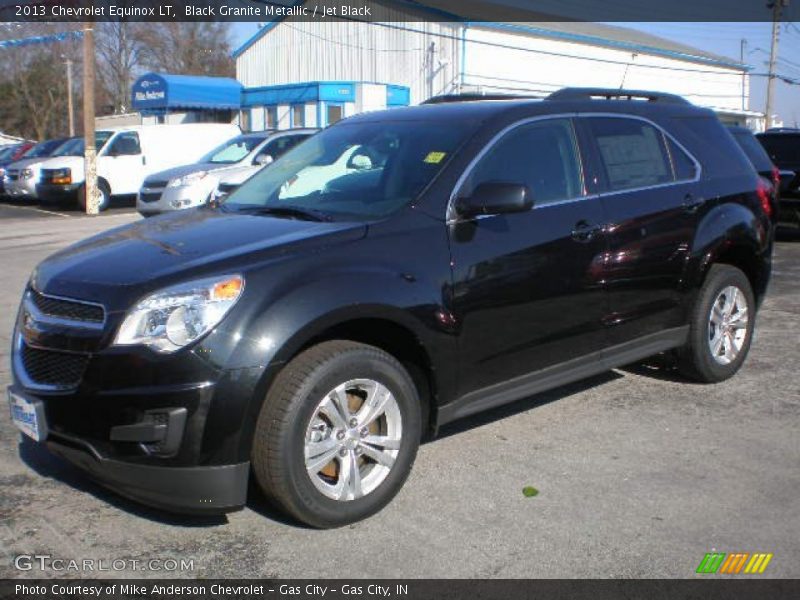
<box><xmin>237</xmin><ymin>20</ymin><xmax>748</xmax><ymax>114</ymax></box>
<box><xmin>236</xmin><ymin>19</ymin><xmax>462</xmax><ymax>105</ymax></box>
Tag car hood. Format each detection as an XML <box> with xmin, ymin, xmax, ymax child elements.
<box><xmin>145</xmin><ymin>162</ymin><xmax>244</xmax><ymax>184</ymax></box>
<box><xmin>33</xmin><ymin>208</ymin><xmax>367</xmax><ymax>311</ymax></box>
<box><xmin>37</xmin><ymin>156</ymin><xmax>84</xmax><ymax>170</ymax></box>
<box><xmin>6</xmin><ymin>157</ymin><xmax>47</xmax><ymax>170</ymax></box>
<box><xmin>218</xmin><ymin>164</ymin><xmax>261</xmax><ymax>186</ymax></box>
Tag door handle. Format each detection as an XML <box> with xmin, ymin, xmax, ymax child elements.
<box><xmin>571</xmin><ymin>220</ymin><xmax>602</xmax><ymax>243</ymax></box>
<box><xmin>682</xmin><ymin>193</ymin><xmax>704</xmax><ymax>213</ymax></box>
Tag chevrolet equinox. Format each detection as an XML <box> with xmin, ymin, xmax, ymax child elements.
<box><xmin>9</xmin><ymin>89</ymin><xmax>774</xmax><ymax>528</ymax></box>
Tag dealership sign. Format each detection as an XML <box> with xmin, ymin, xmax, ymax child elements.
<box><xmin>132</xmin><ymin>77</ymin><xmax>167</xmax><ymax>107</ymax></box>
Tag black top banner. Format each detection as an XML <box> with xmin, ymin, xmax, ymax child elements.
<box><xmin>0</xmin><ymin>0</ymin><xmax>798</xmax><ymax>23</ymax></box>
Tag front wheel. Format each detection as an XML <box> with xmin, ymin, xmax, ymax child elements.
<box><xmin>77</xmin><ymin>181</ymin><xmax>110</xmax><ymax>212</ymax></box>
<box><xmin>251</xmin><ymin>341</ymin><xmax>422</xmax><ymax>528</ymax></box>
<box><xmin>678</xmin><ymin>264</ymin><xmax>756</xmax><ymax>383</ymax></box>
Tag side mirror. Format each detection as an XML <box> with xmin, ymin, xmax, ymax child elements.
<box><xmin>347</xmin><ymin>153</ymin><xmax>373</xmax><ymax>170</ymax></box>
<box><xmin>454</xmin><ymin>182</ymin><xmax>532</xmax><ymax>219</ymax></box>
<box><xmin>254</xmin><ymin>154</ymin><xmax>273</xmax><ymax>166</ymax></box>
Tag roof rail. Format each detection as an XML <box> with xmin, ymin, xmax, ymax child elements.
<box><xmin>546</xmin><ymin>88</ymin><xmax>691</xmax><ymax>105</ymax></box>
<box><xmin>421</xmin><ymin>93</ymin><xmax>540</xmax><ymax>105</ymax></box>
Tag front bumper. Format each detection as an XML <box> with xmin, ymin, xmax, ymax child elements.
<box><xmin>137</xmin><ymin>182</ymin><xmax>213</xmax><ymax>216</ymax></box>
<box><xmin>37</xmin><ymin>182</ymin><xmax>82</xmax><ymax>204</ymax></box>
<box><xmin>8</xmin><ymin>286</ymin><xmax>267</xmax><ymax>514</ymax></box>
<box><xmin>45</xmin><ymin>436</ymin><xmax>249</xmax><ymax>514</ymax></box>
<box><xmin>6</xmin><ymin>178</ymin><xmax>37</xmax><ymax>199</ymax></box>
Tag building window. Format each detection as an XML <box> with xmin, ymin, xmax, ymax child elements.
<box><xmin>239</xmin><ymin>109</ymin><xmax>252</xmax><ymax>131</ymax></box>
<box><xmin>265</xmin><ymin>106</ymin><xmax>278</xmax><ymax>130</ymax></box>
<box><xmin>292</xmin><ymin>105</ymin><xmax>305</xmax><ymax>128</ymax></box>
<box><xmin>326</xmin><ymin>103</ymin><xmax>343</xmax><ymax>126</ymax></box>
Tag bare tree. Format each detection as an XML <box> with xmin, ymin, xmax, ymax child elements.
<box><xmin>0</xmin><ymin>23</ymin><xmax>82</xmax><ymax>140</ymax></box>
<box><xmin>138</xmin><ymin>22</ymin><xmax>234</xmax><ymax>78</ymax></box>
<box><xmin>96</xmin><ymin>22</ymin><xmax>147</xmax><ymax>114</ymax></box>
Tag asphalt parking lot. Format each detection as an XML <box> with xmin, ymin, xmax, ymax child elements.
<box><xmin>0</xmin><ymin>202</ymin><xmax>798</xmax><ymax>579</ymax></box>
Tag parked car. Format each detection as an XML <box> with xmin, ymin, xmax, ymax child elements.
<box><xmin>9</xmin><ymin>88</ymin><xmax>773</xmax><ymax>528</ymax></box>
<box><xmin>37</xmin><ymin>124</ymin><xmax>240</xmax><ymax>210</ymax></box>
<box><xmin>0</xmin><ymin>142</ymin><xmax>35</xmax><ymax>195</ymax></box>
<box><xmin>756</xmin><ymin>128</ymin><xmax>800</xmax><ymax>227</ymax></box>
<box><xmin>4</xmin><ymin>138</ymin><xmax>70</xmax><ymax>201</ymax></box>
<box><xmin>727</xmin><ymin>126</ymin><xmax>780</xmax><ymax>219</ymax></box>
<box><xmin>214</xmin><ymin>140</ymin><xmax>376</xmax><ymax>201</ymax></box>
<box><xmin>137</xmin><ymin>129</ymin><xmax>317</xmax><ymax>216</ymax></box>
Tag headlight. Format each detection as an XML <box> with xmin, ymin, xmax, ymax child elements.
<box><xmin>114</xmin><ymin>274</ymin><xmax>244</xmax><ymax>353</ymax></box>
<box><xmin>168</xmin><ymin>171</ymin><xmax>208</xmax><ymax>188</ymax></box>
<box><xmin>0</xmin><ymin>168</ymin><xmax>6</xmax><ymax>178</ymax></box>
<box><xmin>21</xmin><ymin>168</ymin><xmax>33</xmax><ymax>179</ymax></box>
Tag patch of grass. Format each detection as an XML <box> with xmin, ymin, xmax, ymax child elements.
<box><xmin>522</xmin><ymin>486</ymin><xmax>539</xmax><ymax>498</ymax></box>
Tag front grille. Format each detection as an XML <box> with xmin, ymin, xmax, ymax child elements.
<box><xmin>6</xmin><ymin>170</ymin><xmax>19</xmax><ymax>181</ymax></box>
<box><xmin>20</xmin><ymin>342</ymin><xmax>89</xmax><ymax>388</ymax></box>
<box><xmin>217</xmin><ymin>183</ymin><xmax>239</xmax><ymax>195</ymax></box>
<box><xmin>139</xmin><ymin>191</ymin><xmax>163</xmax><ymax>203</ymax></box>
<box><xmin>144</xmin><ymin>180</ymin><xmax>169</xmax><ymax>189</ymax></box>
<box><xmin>30</xmin><ymin>290</ymin><xmax>104</xmax><ymax>323</ymax></box>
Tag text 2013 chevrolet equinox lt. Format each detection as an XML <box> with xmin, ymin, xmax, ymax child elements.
<box><xmin>8</xmin><ymin>89</ymin><xmax>774</xmax><ymax>528</ymax></box>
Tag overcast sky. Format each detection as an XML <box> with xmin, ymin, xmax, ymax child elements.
<box><xmin>231</xmin><ymin>21</ymin><xmax>800</xmax><ymax>126</ymax></box>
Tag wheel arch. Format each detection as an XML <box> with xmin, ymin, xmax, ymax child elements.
<box><xmin>690</xmin><ymin>202</ymin><xmax>772</xmax><ymax>306</ymax></box>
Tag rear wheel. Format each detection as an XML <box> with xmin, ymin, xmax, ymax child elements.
<box><xmin>251</xmin><ymin>341</ymin><xmax>421</xmax><ymax>528</ymax></box>
<box><xmin>678</xmin><ymin>265</ymin><xmax>755</xmax><ymax>383</ymax></box>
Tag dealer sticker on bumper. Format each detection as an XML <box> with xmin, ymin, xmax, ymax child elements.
<box><xmin>8</xmin><ymin>390</ymin><xmax>47</xmax><ymax>442</ymax></box>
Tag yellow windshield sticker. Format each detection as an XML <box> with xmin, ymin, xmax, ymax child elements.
<box><xmin>424</xmin><ymin>151</ymin><xmax>447</xmax><ymax>164</ymax></box>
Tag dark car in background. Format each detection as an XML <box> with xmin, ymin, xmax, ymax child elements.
<box><xmin>757</xmin><ymin>128</ymin><xmax>800</xmax><ymax>227</ymax></box>
<box><xmin>728</xmin><ymin>126</ymin><xmax>780</xmax><ymax>221</ymax></box>
<box><xmin>9</xmin><ymin>89</ymin><xmax>774</xmax><ymax>528</ymax></box>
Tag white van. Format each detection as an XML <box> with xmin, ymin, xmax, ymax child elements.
<box><xmin>36</xmin><ymin>123</ymin><xmax>241</xmax><ymax>210</ymax></box>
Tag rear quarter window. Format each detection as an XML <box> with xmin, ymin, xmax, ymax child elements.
<box><xmin>670</xmin><ymin>116</ymin><xmax>753</xmax><ymax>178</ymax></box>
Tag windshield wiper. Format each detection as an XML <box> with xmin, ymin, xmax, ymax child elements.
<box><xmin>235</xmin><ymin>205</ymin><xmax>332</xmax><ymax>222</ymax></box>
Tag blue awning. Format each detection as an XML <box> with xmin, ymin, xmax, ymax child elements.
<box><xmin>131</xmin><ymin>72</ymin><xmax>243</xmax><ymax>111</ymax></box>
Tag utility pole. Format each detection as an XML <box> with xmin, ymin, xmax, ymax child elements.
<box><xmin>82</xmin><ymin>22</ymin><xmax>98</xmax><ymax>215</ymax></box>
<box><xmin>65</xmin><ymin>59</ymin><xmax>75</xmax><ymax>136</ymax></box>
<box><xmin>740</xmin><ymin>39</ymin><xmax>747</xmax><ymax>111</ymax></box>
<box><xmin>765</xmin><ymin>1</ymin><xmax>787</xmax><ymax>131</ymax></box>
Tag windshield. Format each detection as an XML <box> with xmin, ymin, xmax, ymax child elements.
<box><xmin>0</xmin><ymin>146</ymin><xmax>14</xmax><ymax>160</ymax></box>
<box><xmin>757</xmin><ymin>134</ymin><xmax>800</xmax><ymax>165</ymax></box>
<box><xmin>51</xmin><ymin>131</ymin><xmax>113</xmax><ymax>157</ymax></box>
<box><xmin>224</xmin><ymin>119</ymin><xmax>473</xmax><ymax>221</ymax></box>
<box><xmin>201</xmin><ymin>135</ymin><xmax>268</xmax><ymax>164</ymax></box>
<box><xmin>21</xmin><ymin>139</ymin><xmax>63</xmax><ymax>159</ymax></box>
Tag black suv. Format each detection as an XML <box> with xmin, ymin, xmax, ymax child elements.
<box><xmin>8</xmin><ymin>89</ymin><xmax>773</xmax><ymax>528</ymax></box>
<box><xmin>757</xmin><ymin>128</ymin><xmax>800</xmax><ymax>226</ymax></box>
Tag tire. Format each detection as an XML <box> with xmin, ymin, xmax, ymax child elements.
<box><xmin>251</xmin><ymin>340</ymin><xmax>422</xmax><ymax>528</ymax></box>
<box><xmin>677</xmin><ymin>264</ymin><xmax>756</xmax><ymax>383</ymax></box>
<box><xmin>77</xmin><ymin>181</ymin><xmax>111</xmax><ymax>212</ymax></box>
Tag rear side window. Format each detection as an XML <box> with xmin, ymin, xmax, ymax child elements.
<box><xmin>585</xmin><ymin>118</ymin><xmax>673</xmax><ymax>191</ymax></box>
<box><xmin>257</xmin><ymin>135</ymin><xmax>308</xmax><ymax>162</ymax></box>
<box><xmin>461</xmin><ymin>118</ymin><xmax>583</xmax><ymax>206</ymax></box>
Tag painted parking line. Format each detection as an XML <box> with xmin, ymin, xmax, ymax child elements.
<box><xmin>0</xmin><ymin>204</ymin><xmax>73</xmax><ymax>218</ymax></box>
